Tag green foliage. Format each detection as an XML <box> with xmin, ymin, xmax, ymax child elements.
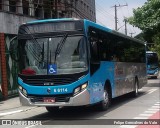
<box><xmin>150</xmin><ymin>32</ymin><xmax>160</xmax><ymax>60</ymax></box>
<box><xmin>128</xmin><ymin>0</ymin><xmax>160</xmax><ymax>31</ymax></box>
<box><xmin>127</xmin><ymin>0</ymin><xmax>160</xmax><ymax>60</ymax></box>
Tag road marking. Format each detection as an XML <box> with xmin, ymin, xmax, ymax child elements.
<box><xmin>122</xmin><ymin>101</ymin><xmax>160</xmax><ymax>128</ymax></box>
<box><xmin>148</xmin><ymin>108</ymin><xmax>159</xmax><ymax>111</ymax></box>
<box><xmin>120</xmin><ymin>125</ymin><xmax>137</xmax><ymax>128</ymax></box>
<box><xmin>0</xmin><ymin>110</ymin><xmax>23</xmax><ymax>116</ymax></box>
<box><xmin>151</xmin><ymin>106</ymin><xmax>160</xmax><ymax>109</ymax></box>
<box><xmin>144</xmin><ymin>111</ymin><xmax>157</xmax><ymax>114</ymax></box>
<box><xmin>147</xmin><ymin>89</ymin><xmax>157</xmax><ymax>94</ymax></box>
<box><xmin>139</xmin><ymin>113</ymin><xmax>153</xmax><ymax>116</ymax></box>
<box><xmin>154</xmin><ymin>103</ymin><xmax>160</xmax><ymax>106</ymax></box>
<box><xmin>25</xmin><ymin>125</ymin><xmax>35</xmax><ymax>128</ymax></box>
<box><xmin>133</xmin><ymin>117</ymin><xmax>148</xmax><ymax>119</ymax></box>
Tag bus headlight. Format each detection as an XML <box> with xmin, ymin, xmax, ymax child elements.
<box><xmin>74</xmin><ymin>87</ymin><xmax>81</xmax><ymax>94</ymax></box>
<box><xmin>74</xmin><ymin>83</ymin><xmax>88</xmax><ymax>96</ymax></box>
<box><xmin>81</xmin><ymin>83</ymin><xmax>88</xmax><ymax>90</ymax></box>
<box><xmin>154</xmin><ymin>70</ymin><xmax>158</xmax><ymax>75</ymax></box>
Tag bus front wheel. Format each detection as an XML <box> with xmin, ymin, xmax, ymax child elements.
<box><xmin>97</xmin><ymin>87</ymin><xmax>111</xmax><ymax>111</ymax></box>
<box><xmin>46</xmin><ymin>106</ymin><xmax>59</xmax><ymax>113</ymax></box>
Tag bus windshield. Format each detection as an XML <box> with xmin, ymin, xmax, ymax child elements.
<box><xmin>19</xmin><ymin>35</ymin><xmax>88</xmax><ymax>75</ymax></box>
<box><xmin>146</xmin><ymin>53</ymin><xmax>158</xmax><ymax>65</ymax></box>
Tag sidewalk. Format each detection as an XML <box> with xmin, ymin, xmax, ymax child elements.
<box><xmin>0</xmin><ymin>96</ymin><xmax>37</xmax><ymax>118</ymax></box>
<box><xmin>0</xmin><ymin>97</ymin><xmax>21</xmax><ymax>112</ymax></box>
<box><xmin>0</xmin><ymin>97</ymin><xmax>36</xmax><ymax>112</ymax></box>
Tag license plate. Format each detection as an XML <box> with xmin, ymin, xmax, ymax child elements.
<box><xmin>43</xmin><ymin>97</ymin><xmax>55</xmax><ymax>103</ymax></box>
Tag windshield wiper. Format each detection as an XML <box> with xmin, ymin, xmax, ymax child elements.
<box><xmin>54</xmin><ymin>33</ymin><xmax>68</xmax><ymax>63</ymax></box>
<box><xmin>20</xmin><ymin>26</ymin><xmax>44</xmax><ymax>63</ymax></box>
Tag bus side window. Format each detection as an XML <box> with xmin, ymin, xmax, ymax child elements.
<box><xmin>98</xmin><ymin>38</ymin><xmax>107</xmax><ymax>61</ymax></box>
<box><xmin>89</xmin><ymin>28</ymin><xmax>100</xmax><ymax>63</ymax></box>
<box><xmin>90</xmin><ymin>38</ymin><xmax>99</xmax><ymax>62</ymax></box>
<box><xmin>106</xmin><ymin>34</ymin><xmax>120</xmax><ymax>62</ymax></box>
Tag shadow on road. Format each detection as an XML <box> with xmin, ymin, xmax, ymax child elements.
<box><xmin>25</xmin><ymin>91</ymin><xmax>148</xmax><ymax>121</ymax></box>
<box><xmin>24</xmin><ymin>79</ymin><xmax>160</xmax><ymax>122</ymax></box>
<box><xmin>146</xmin><ymin>83</ymin><xmax>160</xmax><ymax>87</ymax></box>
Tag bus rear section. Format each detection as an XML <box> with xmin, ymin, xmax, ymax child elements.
<box><xmin>146</xmin><ymin>51</ymin><xmax>159</xmax><ymax>79</ymax></box>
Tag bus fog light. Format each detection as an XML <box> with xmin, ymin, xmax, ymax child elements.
<box><xmin>18</xmin><ymin>86</ymin><xmax>23</xmax><ymax>91</ymax></box>
<box><xmin>81</xmin><ymin>83</ymin><xmax>88</xmax><ymax>90</ymax></box>
<box><xmin>22</xmin><ymin>88</ymin><xmax>27</xmax><ymax>97</ymax></box>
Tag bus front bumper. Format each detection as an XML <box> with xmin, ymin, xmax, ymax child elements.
<box><xmin>147</xmin><ymin>70</ymin><xmax>159</xmax><ymax>78</ymax></box>
<box><xmin>19</xmin><ymin>89</ymin><xmax>90</xmax><ymax>107</ymax></box>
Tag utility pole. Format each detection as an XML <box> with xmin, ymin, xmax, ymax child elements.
<box><xmin>112</xmin><ymin>4</ymin><xmax>128</xmax><ymax>31</ymax></box>
<box><xmin>129</xmin><ymin>32</ymin><xmax>136</xmax><ymax>37</ymax></box>
<box><xmin>124</xmin><ymin>18</ymin><xmax>127</xmax><ymax>35</ymax></box>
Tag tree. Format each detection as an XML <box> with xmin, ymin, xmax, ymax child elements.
<box><xmin>128</xmin><ymin>0</ymin><xmax>160</xmax><ymax>59</ymax></box>
<box><xmin>128</xmin><ymin>0</ymin><xmax>160</xmax><ymax>31</ymax></box>
<box><xmin>150</xmin><ymin>32</ymin><xmax>160</xmax><ymax>60</ymax></box>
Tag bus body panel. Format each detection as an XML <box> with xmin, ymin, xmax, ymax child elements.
<box><xmin>83</xmin><ymin>19</ymin><xmax>112</xmax><ymax>36</ymax></box>
<box><xmin>114</xmin><ymin>62</ymin><xmax>147</xmax><ymax>96</ymax></box>
<box><xmin>19</xmin><ymin>88</ymin><xmax>90</xmax><ymax>106</ymax></box>
<box><xmin>88</xmin><ymin>61</ymin><xmax>147</xmax><ymax>104</ymax></box>
<box><xmin>147</xmin><ymin>68</ymin><xmax>159</xmax><ymax>78</ymax></box>
<box><xmin>18</xmin><ymin>74</ymin><xmax>90</xmax><ymax>95</ymax></box>
<box><xmin>18</xmin><ymin>74</ymin><xmax>91</xmax><ymax>106</ymax></box>
<box><xmin>88</xmin><ymin>62</ymin><xmax>115</xmax><ymax>104</ymax></box>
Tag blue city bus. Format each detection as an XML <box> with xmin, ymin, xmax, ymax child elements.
<box><xmin>146</xmin><ymin>51</ymin><xmax>159</xmax><ymax>79</ymax></box>
<box><xmin>12</xmin><ymin>18</ymin><xmax>147</xmax><ymax>112</ymax></box>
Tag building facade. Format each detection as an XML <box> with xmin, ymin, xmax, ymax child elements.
<box><xmin>0</xmin><ymin>0</ymin><xmax>96</xmax><ymax>100</ymax></box>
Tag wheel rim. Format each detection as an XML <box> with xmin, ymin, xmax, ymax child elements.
<box><xmin>135</xmin><ymin>82</ymin><xmax>138</xmax><ymax>94</ymax></box>
<box><xmin>103</xmin><ymin>90</ymin><xmax>109</xmax><ymax>106</ymax></box>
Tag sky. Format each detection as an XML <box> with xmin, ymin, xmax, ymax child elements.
<box><xmin>95</xmin><ymin>0</ymin><xmax>147</xmax><ymax>36</ymax></box>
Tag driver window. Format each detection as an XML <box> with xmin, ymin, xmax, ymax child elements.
<box><xmin>89</xmin><ymin>29</ymin><xmax>99</xmax><ymax>62</ymax></box>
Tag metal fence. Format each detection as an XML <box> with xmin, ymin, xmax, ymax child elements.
<box><xmin>5</xmin><ymin>34</ymin><xmax>19</xmax><ymax>98</ymax></box>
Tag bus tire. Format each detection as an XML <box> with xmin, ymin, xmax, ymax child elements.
<box><xmin>97</xmin><ymin>86</ymin><xmax>111</xmax><ymax>111</ymax></box>
<box><xmin>153</xmin><ymin>76</ymin><xmax>157</xmax><ymax>79</ymax></box>
<box><xmin>131</xmin><ymin>79</ymin><xmax>139</xmax><ymax>97</ymax></box>
<box><xmin>46</xmin><ymin>106</ymin><xmax>59</xmax><ymax>113</ymax></box>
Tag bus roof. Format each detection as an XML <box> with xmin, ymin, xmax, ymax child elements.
<box><xmin>26</xmin><ymin>18</ymin><xmax>144</xmax><ymax>44</ymax></box>
<box><xmin>83</xmin><ymin>19</ymin><xmax>144</xmax><ymax>44</ymax></box>
<box><xmin>27</xmin><ymin>18</ymin><xmax>79</xmax><ymax>24</ymax></box>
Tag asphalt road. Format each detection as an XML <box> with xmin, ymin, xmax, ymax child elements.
<box><xmin>0</xmin><ymin>78</ymin><xmax>159</xmax><ymax>128</ymax></box>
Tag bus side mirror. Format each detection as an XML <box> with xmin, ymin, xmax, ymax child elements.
<box><xmin>9</xmin><ymin>36</ymin><xmax>19</xmax><ymax>61</ymax></box>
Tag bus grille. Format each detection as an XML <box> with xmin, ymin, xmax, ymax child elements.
<box><xmin>18</xmin><ymin>71</ymin><xmax>87</xmax><ymax>86</ymax></box>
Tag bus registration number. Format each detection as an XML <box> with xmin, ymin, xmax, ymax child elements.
<box><xmin>43</xmin><ymin>97</ymin><xmax>55</xmax><ymax>103</ymax></box>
